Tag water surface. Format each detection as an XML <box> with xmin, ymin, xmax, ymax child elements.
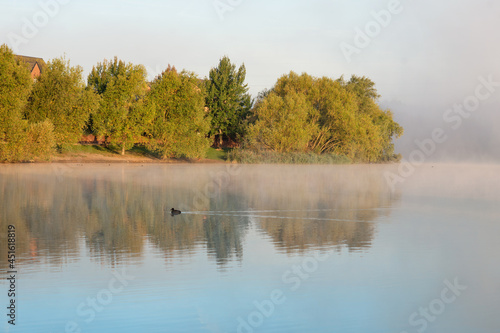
<box><xmin>0</xmin><ymin>163</ymin><xmax>499</xmax><ymax>333</ymax></box>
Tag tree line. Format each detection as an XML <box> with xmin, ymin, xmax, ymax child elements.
<box><xmin>0</xmin><ymin>44</ymin><xmax>403</xmax><ymax>163</ymax></box>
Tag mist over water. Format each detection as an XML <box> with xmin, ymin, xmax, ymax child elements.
<box><xmin>387</xmin><ymin>100</ymin><xmax>500</xmax><ymax>163</ymax></box>
<box><xmin>1</xmin><ymin>163</ymin><xmax>499</xmax><ymax>332</ymax></box>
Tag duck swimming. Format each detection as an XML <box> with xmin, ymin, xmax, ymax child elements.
<box><xmin>171</xmin><ymin>208</ymin><xmax>181</xmax><ymax>216</ymax></box>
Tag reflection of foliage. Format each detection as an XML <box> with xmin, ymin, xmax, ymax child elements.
<box><xmin>0</xmin><ymin>165</ymin><xmax>399</xmax><ymax>273</ymax></box>
<box><xmin>0</xmin><ymin>167</ymin><xmax>82</xmax><ymax>271</ymax></box>
<box><xmin>203</xmin><ymin>197</ymin><xmax>250</xmax><ymax>267</ymax></box>
<box><xmin>233</xmin><ymin>165</ymin><xmax>399</xmax><ymax>253</ymax></box>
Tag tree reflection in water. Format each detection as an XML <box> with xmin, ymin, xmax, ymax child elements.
<box><xmin>0</xmin><ymin>164</ymin><xmax>400</xmax><ymax>272</ymax></box>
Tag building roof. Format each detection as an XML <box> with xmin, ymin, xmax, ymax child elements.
<box><xmin>15</xmin><ymin>55</ymin><xmax>46</xmax><ymax>73</ymax></box>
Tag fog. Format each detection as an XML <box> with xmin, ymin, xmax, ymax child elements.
<box><xmin>369</xmin><ymin>0</ymin><xmax>500</xmax><ymax>162</ymax></box>
<box><xmin>385</xmin><ymin>98</ymin><xmax>500</xmax><ymax>162</ymax></box>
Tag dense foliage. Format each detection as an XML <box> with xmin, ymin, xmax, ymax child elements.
<box><xmin>0</xmin><ymin>44</ymin><xmax>55</xmax><ymax>161</ymax></box>
<box><xmin>88</xmin><ymin>57</ymin><xmax>150</xmax><ymax>155</ymax></box>
<box><xmin>25</xmin><ymin>57</ymin><xmax>98</xmax><ymax>145</ymax></box>
<box><xmin>0</xmin><ymin>44</ymin><xmax>403</xmax><ymax>163</ymax></box>
<box><xmin>205</xmin><ymin>56</ymin><xmax>252</xmax><ymax>146</ymax></box>
<box><xmin>244</xmin><ymin>72</ymin><xmax>403</xmax><ymax>162</ymax></box>
<box><xmin>144</xmin><ymin>66</ymin><xmax>211</xmax><ymax>159</ymax></box>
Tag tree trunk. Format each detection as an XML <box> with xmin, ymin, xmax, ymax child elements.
<box><xmin>121</xmin><ymin>143</ymin><xmax>125</xmax><ymax>155</ymax></box>
<box><xmin>218</xmin><ymin>129</ymin><xmax>223</xmax><ymax>148</ymax></box>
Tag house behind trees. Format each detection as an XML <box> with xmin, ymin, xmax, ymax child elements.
<box><xmin>15</xmin><ymin>55</ymin><xmax>46</xmax><ymax>80</ymax></box>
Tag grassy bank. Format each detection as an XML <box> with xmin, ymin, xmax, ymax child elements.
<box><xmin>6</xmin><ymin>144</ymin><xmax>357</xmax><ymax>165</ymax></box>
<box><xmin>228</xmin><ymin>149</ymin><xmax>351</xmax><ymax>164</ymax></box>
<box><xmin>44</xmin><ymin>144</ymin><xmax>229</xmax><ymax>163</ymax></box>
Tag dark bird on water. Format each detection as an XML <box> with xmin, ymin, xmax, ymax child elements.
<box><xmin>171</xmin><ymin>208</ymin><xmax>181</xmax><ymax>216</ymax></box>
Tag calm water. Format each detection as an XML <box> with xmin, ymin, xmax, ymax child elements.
<box><xmin>0</xmin><ymin>163</ymin><xmax>499</xmax><ymax>333</ymax></box>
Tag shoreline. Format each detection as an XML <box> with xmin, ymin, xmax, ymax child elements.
<box><xmin>0</xmin><ymin>151</ymin><xmax>229</xmax><ymax>165</ymax></box>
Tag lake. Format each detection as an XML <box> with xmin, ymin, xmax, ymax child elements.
<box><xmin>1</xmin><ymin>163</ymin><xmax>499</xmax><ymax>333</ymax></box>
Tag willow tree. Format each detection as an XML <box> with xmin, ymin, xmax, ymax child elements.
<box><xmin>246</xmin><ymin>91</ymin><xmax>317</xmax><ymax>153</ymax></box>
<box><xmin>205</xmin><ymin>56</ymin><xmax>252</xmax><ymax>146</ymax></box>
<box><xmin>25</xmin><ymin>57</ymin><xmax>98</xmax><ymax>145</ymax></box>
<box><xmin>88</xmin><ymin>57</ymin><xmax>149</xmax><ymax>155</ymax></box>
<box><xmin>248</xmin><ymin>72</ymin><xmax>403</xmax><ymax>162</ymax></box>
<box><xmin>144</xmin><ymin>66</ymin><xmax>211</xmax><ymax>159</ymax></box>
<box><xmin>342</xmin><ymin>75</ymin><xmax>403</xmax><ymax>161</ymax></box>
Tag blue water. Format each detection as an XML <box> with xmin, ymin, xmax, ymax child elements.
<box><xmin>0</xmin><ymin>164</ymin><xmax>499</xmax><ymax>333</ymax></box>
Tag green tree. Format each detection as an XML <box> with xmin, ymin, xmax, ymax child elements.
<box><xmin>25</xmin><ymin>57</ymin><xmax>98</xmax><ymax>145</ymax></box>
<box><xmin>205</xmin><ymin>56</ymin><xmax>252</xmax><ymax>146</ymax></box>
<box><xmin>0</xmin><ymin>44</ymin><xmax>55</xmax><ymax>161</ymax></box>
<box><xmin>88</xmin><ymin>57</ymin><xmax>149</xmax><ymax>155</ymax></box>
<box><xmin>0</xmin><ymin>44</ymin><xmax>32</xmax><ymax>161</ymax></box>
<box><xmin>246</xmin><ymin>91</ymin><xmax>317</xmax><ymax>153</ymax></box>
<box><xmin>341</xmin><ymin>75</ymin><xmax>403</xmax><ymax>160</ymax></box>
<box><xmin>248</xmin><ymin>72</ymin><xmax>403</xmax><ymax>162</ymax></box>
<box><xmin>144</xmin><ymin>66</ymin><xmax>211</xmax><ymax>159</ymax></box>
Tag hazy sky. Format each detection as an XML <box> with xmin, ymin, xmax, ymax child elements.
<box><xmin>1</xmin><ymin>0</ymin><xmax>499</xmax><ymax>160</ymax></box>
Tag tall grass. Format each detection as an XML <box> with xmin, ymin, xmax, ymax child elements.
<box><xmin>228</xmin><ymin>149</ymin><xmax>352</xmax><ymax>164</ymax></box>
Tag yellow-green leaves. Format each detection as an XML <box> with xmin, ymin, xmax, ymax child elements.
<box><xmin>89</xmin><ymin>57</ymin><xmax>149</xmax><ymax>155</ymax></box>
<box><xmin>25</xmin><ymin>57</ymin><xmax>96</xmax><ymax>145</ymax></box>
<box><xmin>145</xmin><ymin>68</ymin><xmax>211</xmax><ymax>159</ymax></box>
<box><xmin>246</xmin><ymin>72</ymin><xmax>403</xmax><ymax>162</ymax></box>
<box><xmin>0</xmin><ymin>44</ymin><xmax>55</xmax><ymax>162</ymax></box>
<box><xmin>247</xmin><ymin>91</ymin><xmax>317</xmax><ymax>153</ymax></box>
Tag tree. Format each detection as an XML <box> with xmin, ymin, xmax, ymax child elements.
<box><xmin>341</xmin><ymin>75</ymin><xmax>403</xmax><ymax>160</ymax></box>
<box><xmin>144</xmin><ymin>66</ymin><xmax>211</xmax><ymax>159</ymax></box>
<box><xmin>88</xmin><ymin>57</ymin><xmax>149</xmax><ymax>155</ymax></box>
<box><xmin>246</xmin><ymin>91</ymin><xmax>317</xmax><ymax>153</ymax></box>
<box><xmin>25</xmin><ymin>57</ymin><xmax>98</xmax><ymax>145</ymax></box>
<box><xmin>0</xmin><ymin>44</ymin><xmax>31</xmax><ymax>160</ymax></box>
<box><xmin>205</xmin><ymin>56</ymin><xmax>252</xmax><ymax>146</ymax></box>
<box><xmin>247</xmin><ymin>72</ymin><xmax>403</xmax><ymax>162</ymax></box>
<box><xmin>0</xmin><ymin>44</ymin><xmax>55</xmax><ymax>161</ymax></box>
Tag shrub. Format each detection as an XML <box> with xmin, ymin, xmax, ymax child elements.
<box><xmin>228</xmin><ymin>149</ymin><xmax>351</xmax><ymax>164</ymax></box>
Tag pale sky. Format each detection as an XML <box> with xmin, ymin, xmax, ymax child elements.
<box><xmin>1</xmin><ymin>0</ymin><xmax>499</xmax><ymax>160</ymax></box>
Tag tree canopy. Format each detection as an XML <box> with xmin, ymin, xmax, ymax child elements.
<box><xmin>144</xmin><ymin>66</ymin><xmax>211</xmax><ymax>159</ymax></box>
<box><xmin>88</xmin><ymin>57</ymin><xmax>149</xmax><ymax>155</ymax></box>
<box><xmin>0</xmin><ymin>44</ymin><xmax>55</xmax><ymax>161</ymax></box>
<box><xmin>0</xmin><ymin>46</ymin><xmax>403</xmax><ymax>163</ymax></box>
<box><xmin>25</xmin><ymin>57</ymin><xmax>98</xmax><ymax>144</ymax></box>
<box><xmin>247</xmin><ymin>90</ymin><xmax>317</xmax><ymax>153</ymax></box>
<box><xmin>245</xmin><ymin>72</ymin><xmax>403</xmax><ymax>162</ymax></box>
<box><xmin>205</xmin><ymin>56</ymin><xmax>252</xmax><ymax>146</ymax></box>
